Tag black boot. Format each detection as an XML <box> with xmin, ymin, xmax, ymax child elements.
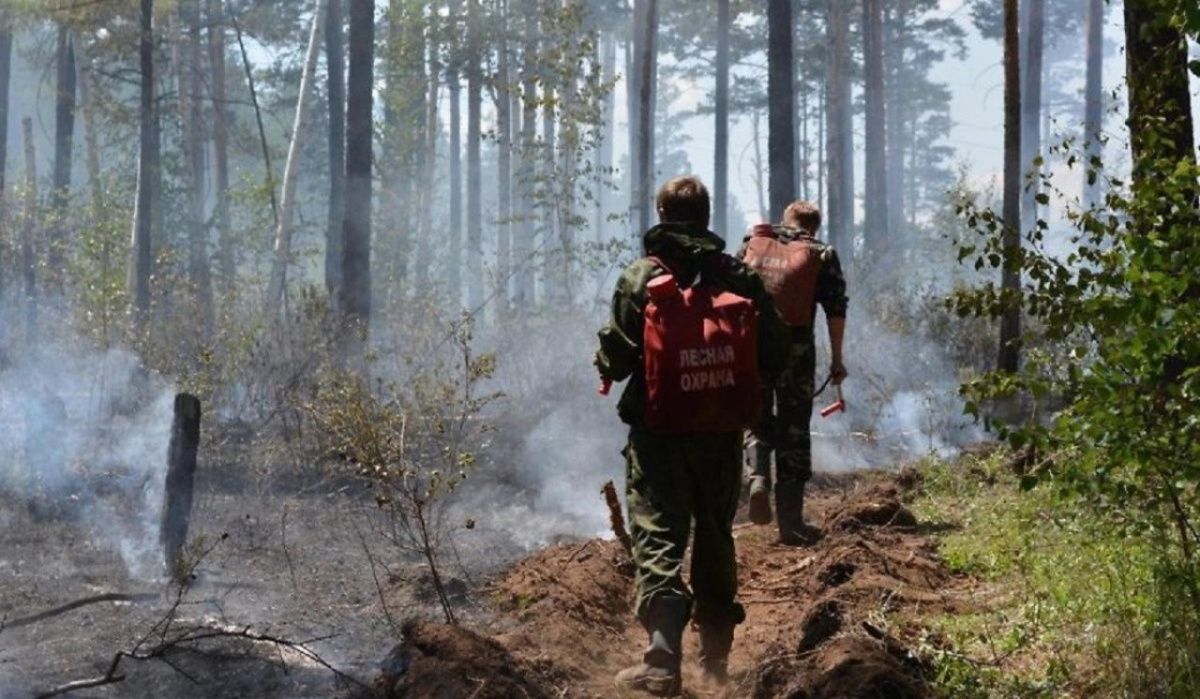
<box><xmin>615</xmin><ymin>597</ymin><xmax>689</xmax><ymax>696</ymax></box>
<box><xmin>747</xmin><ymin>441</ymin><xmax>773</xmax><ymax>525</ymax></box>
<box><xmin>776</xmin><ymin>480</ymin><xmax>822</xmax><ymax>546</ymax></box>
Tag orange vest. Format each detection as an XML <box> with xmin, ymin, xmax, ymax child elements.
<box><xmin>741</xmin><ymin>226</ymin><xmax>821</xmax><ymax>327</ymax></box>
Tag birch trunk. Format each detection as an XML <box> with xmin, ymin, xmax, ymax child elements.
<box><xmin>266</xmin><ymin>0</ymin><xmax>330</xmax><ymax>318</ymax></box>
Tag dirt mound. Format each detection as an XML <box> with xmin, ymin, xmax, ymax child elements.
<box><xmin>485</xmin><ymin>473</ymin><xmax>965</xmax><ymax>698</ymax></box>
<box><xmin>368</xmin><ymin>621</ymin><xmax>553</xmax><ymax>699</ymax></box>
<box><xmin>826</xmin><ymin>484</ymin><xmax>918</xmax><ymax>530</ymax></box>
<box><xmin>749</xmin><ymin>636</ymin><xmax>924</xmax><ymax>699</ymax></box>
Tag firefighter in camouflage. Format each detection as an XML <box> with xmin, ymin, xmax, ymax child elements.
<box><xmin>739</xmin><ymin>201</ymin><xmax>848</xmax><ymax>545</ymax></box>
<box><xmin>596</xmin><ymin>176</ymin><xmax>789</xmax><ymax>695</ymax></box>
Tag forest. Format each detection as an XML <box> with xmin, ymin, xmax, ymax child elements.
<box><xmin>0</xmin><ymin>0</ymin><xmax>1197</xmax><ymax>697</ymax></box>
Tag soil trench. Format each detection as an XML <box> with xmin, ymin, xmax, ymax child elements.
<box><xmin>379</xmin><ymin>471</ymin><xmax>969</xmax><ymax>698</ymax></box>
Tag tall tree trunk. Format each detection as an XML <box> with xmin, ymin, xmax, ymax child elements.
<box><xmin>266</xmin><ymin>0</ymin><xmax>329</xmax><ymax>318</ymax></box>
<box><xmin>0</xmin><ymin>23</ymin><xmax>12</xmax><ymax>221</ymax></box>
<box><xmin>999</xmin><ymin>0</ymin><xmax>1021</xmax><ymax>374</ymax></box>
<box><xmin>1123</xmin><ymin>0</ymin><xmax>1194</xmax><ymax>184</ymax></box>
<box><xmin>633</xmin><ymin>0</ymin><xmax>658</xmax><ymax>235</ymax></box>
<box><xmin>208</xmin><ymin>0</ymin><xmax>233</xmax><ymax>284</ymax></box>
<box><xmin>51</xmin><ymin>27</ymin><xmax>76</xmax><ymax>280</ymax></box>
<box><xmin>1019</xmin><ymin>0</ymin><xmax>1044</xmax><ymax>239</ymax></box>
<box><xmin>21</xmin><ymin>117</ymin><xmax>36</xmax><ymax>333</ymax></box>
<box><xmin>181</xmin><ymin>0</ymin><xmax>213</xmax><ymax>330</ymax></box>
<box><xmin>752</xmin><ymin>109</ymin><xmax>767</xmax><ymax>220</ymax></box>
<box><xmin>129</xmin><ymin>0</ymin><xmax>156</xmax><ymax>326</ymax></box>
<box><xmin>1082</xmin><ymin>0</ymin><xmax>1102</xmax><ymax>209</ymax></box>
<box><xmin>465</xmin><ymin>0</ymin><xmax>483</xmax><ymax>308</ymax></box>
<box><xmin>767</xmin><ymin>0</ymin><xmax>795</xmax><ymax>222</ymax></box>
<box><xmin>714</xmin><ymin>0</ymin><xmax>730</xmax><ymax>236</ymax></box>
<box><xmin>862</xmin><ymin>0</ymin><xmax>888</xmax><ymax>251</ymax></box>
<box><xmin>341</xmin><ymin>0</ymin><xmax>374</xmax><ymax>329</ymax></box>
<box><xmin>595</xmin><ymin>30</ymin><xmax>615</xmax><ymax>243</ymax></box>
<box><xmin>514</xmin><ymin>0</ymin><xmax>537</xmax><ymax>307</ymax></box>
<box><xmin>414</xmin><ymin>2</ymin><xmax>439</xmax><ymax>293</ymax></box>
<box><xmin>495</xmin><ymin>0</ymin><xmax>512</xmax><ymax>312</ymax></box>
<box><xmin>884</xmin><ymin>0</ymin><xmax>906</xmax><ymax>237</ymax></box>
<box><xmin>447</xmin><ymin>0</ymin><xmax>463</xmax><ymax>305</ymax></box>
<box><xmin>75</xmin><ymin>45</ymin><xmax>100</xmax><ymax>211</ymax></box>
<box><xmin>825</xmin><ymin>0</ymin><xmax>852</xmax><ymax>251</ymax></box>
<box><xmin>325</xmin><ymin>0</ymin><xmax>346</xmax><ymax>300</ymax></box>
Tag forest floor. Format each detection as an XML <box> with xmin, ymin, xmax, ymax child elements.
<box><xmin>373</xmin><ymin>470</ymin><xmax>983</xmax><ymax>699</ymax></box>
<box><xmin>4</xmin><ymin>447</ymin><xmax>1101</xmax><ymax>699</ymax></box>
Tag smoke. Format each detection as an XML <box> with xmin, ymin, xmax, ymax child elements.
<box><xmin>0</xmin><ymin>315</ymin><xmax>175</xmax><ymax>580</ymax></box>
<box><xmin>459</xmin><ymin>276</ymin><xmax>980</xmax><ymax>550</ymax></box>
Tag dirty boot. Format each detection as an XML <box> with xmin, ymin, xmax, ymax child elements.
<box><xmin>747</xmin><ymin>442</ymin><xmax>773</xmax><ymax>525</ymax></box>
<box><xmin>615</xmin><ymin>597</ymin><xmax>688</xmax><ymax>696</ymax></box>
<box><xmin>776</xmin><ymin>481</ymin><xmax>822</xmax><ymax>546</ymax></box>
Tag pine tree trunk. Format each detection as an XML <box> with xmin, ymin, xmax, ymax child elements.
<box><xmin>999</xmin><ymin>0</ymin><xmax>1021</xmax><ymax>374</ymax></box>
<box><xmin>51</xmin><ymin>27</ymin><xmax>76</xmax><ymax>279</ymax></box>
<box><xmin>1082</xmin><ymin>0</ymin><xmax>1102</xmax><ymax>209</ymax></box>
<box><xmin>465</xmin><ymin>0</ymin><xmax>483</xmax><ymax>308</ymax></box>
<box><xmin>514</xmin><ymin>0</ymin><xmax>537</xmax><ymax>307</ymax></box>
<box><xmin>633</xmin><ymin>0</ymin><xmax>658</xmax><ymax>234</ymax></box>
<box><xmin>21</xmin><ymin>117</ymin><xmax>37</xmax><ymax>332</ymax></box>
<box><xmin>767</xmin><ymin>0</ymin><xmax>795</xmax><ymax>222</ymax></box>
<box><xmin>208</xmin><ymin>0</ymin><xmax>234</xmax><ymax>284</ymax></box>
<box><xmin>494</xmin><ymin>0</ymin><xmax>512</xmax><ymax>312</ymax></box>
<box><xmin>267</xmin><ymin>0</ymin><xmax>329</xmax><ymax>318</ymax></box>
<box><xmin>595</xmin><ymin>30</ymin><xmax>615</xmax><ymax>243</ymax></box>
<box><xmin>414</xmin><ymin>2</ymin><xmax>439</xmax><ymax>293</ymax></box>
<box><xmin>714</xmin><ymin>0</ymin><xmax>730</xmax><ymax>237</ymax></box>
<box><xmin>0</xmin><ymin>24</ymin><xmax>12</xmax><ymax>216</ymax></box>
<box><xmin>1019</xmin><ymin>0</ymin><xmax>1043</xmax><ymax>240</ymax></box>
<box><xmin>862</xmin><ymin>0</ymin><xmax>888</xmax><ymax>252</ymax></box>
<box><xmin>1123</xmin><ymin>0</ymin><xmax>1195</xmax><ymax>183</ymax></box>
<box><xmin>825</xmin><ymin>0</ymin><xmax>851</xmax><ymax>251</ymax></box>
<box><xmin>129</xmin><ymin>0</ymin><xmax>156</xmax><ymax>326</ymax></box>
<box><xmin>325</xmin><ymin>0</ymin><xmax>346</xmax><ymax>300</ymax></box>
<box><xmin>341</xmin><ymin>0</ymin><xmax>374</xmax><ymax>329</ymax></box>
<box><xmin>181</xmin><ymin>0</ymin><xmax>213</xmax><ymax>330</ymax></box>
<box><xmin>884</xmin><ymin>0</ymin><xmax>906</xmax><ymax>237</ymax></box>
<box><xmin>447</xmin><ymin>0</ymin><xmax>463</xmax><ymax>305</ymax></box>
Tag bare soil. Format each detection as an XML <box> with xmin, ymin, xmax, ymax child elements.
<box><xmin>376</xmin><ymin>472</ymin><xmax>970</xmax><ymax>698</ymax></box>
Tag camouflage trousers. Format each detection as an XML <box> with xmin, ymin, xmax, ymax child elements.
<box><xmin>624</xmin><ymin>428</ymin><xmax>745</xmax><ymax>629</ymax></box>
<box><xmin>750</xmin><ymin>339</ymin><xmax>817</xmax><ymax>489</ymax></box>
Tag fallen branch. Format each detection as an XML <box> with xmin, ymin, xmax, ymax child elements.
<box><xmin>4</xmin><ymin>592</ymin><xmax>158</xmax><ymax>630</ymax></box>
<box><xmin>601</xmin><ymin>480</ymin><xmax>633</xmax><ymax>556</ymax></box>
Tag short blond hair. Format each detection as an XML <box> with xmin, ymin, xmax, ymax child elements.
<box><xmin>782</xmin><ymin>200</ymin><xmax>822</xmax><ymax>233</ymax></box>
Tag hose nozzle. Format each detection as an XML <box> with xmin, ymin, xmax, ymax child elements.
<box><xmin>820</xmin><ymin>386</ymin><xmax>845</xmax><ymax>418</ymax></box>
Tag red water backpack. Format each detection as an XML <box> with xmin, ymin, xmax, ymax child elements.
<box><xmin>741</xmin><ymin>223</ymin><xmax>822</xmax><ymax>327</ymax></box>
<box><xmin>642</xmin><ymin>256</ymin><xmax>761</xmax><ymax>434</ymax></box>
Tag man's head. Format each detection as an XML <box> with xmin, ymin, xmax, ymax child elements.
<box><xmin>656</xmin><ymin>176</ymin><xmax>711</xmax><ymax>228</ymax></box>
<box><xmin>782</xmin><ymin>200</ymin><xmax>822</xmax><ymax>234</ymax></box>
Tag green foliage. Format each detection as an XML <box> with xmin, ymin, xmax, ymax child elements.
<box><xmin>303</xmin><ymin>314</ymin><xmax>501</xmax><ymax>624</ymax></box>
<box><xmin>950</xmin><ymin>121</ymin><xmax>1200</xmax><ymax>692</ymax></box>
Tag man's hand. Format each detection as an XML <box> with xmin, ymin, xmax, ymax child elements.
<box><xmin>830</xmin><ymin>359</ymin><xmax>848</xmax><ymax>385</ymax></box>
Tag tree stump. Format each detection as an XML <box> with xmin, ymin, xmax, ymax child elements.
<box><xmin>161</xmin><ymin>393</ymin><xmax>201</xmax><ymax>578</ymax></box>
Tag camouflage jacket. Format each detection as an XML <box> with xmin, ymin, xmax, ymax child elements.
<box><xmin>737</xmin><ymin>225</ymin><xmax>849</xmax><ymax>334</ymax></box>
<box><xmin>595</xmin><ymin>222</ymin><xmax>791</xmax><ymax>427</ymax></box>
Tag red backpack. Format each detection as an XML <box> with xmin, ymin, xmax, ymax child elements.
<box><xmin>642</xmin><ymin>256</ymin><xmax>762</xmax><ymax>434</ymax></box>
<box><xmin>741</xmin><ymin>224</ymin><xmax>822</xmax><ymax>326</ymax></box>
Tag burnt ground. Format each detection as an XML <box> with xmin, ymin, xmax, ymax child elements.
<box><xmin>0</xmin><ymin>450</ymin><xmax>526</xmax><ymax>699</ymax></box>
<box><xmin>1</xmin><ymin>462</ymin><xmax>970</xmax><ymax>699</ymax></box>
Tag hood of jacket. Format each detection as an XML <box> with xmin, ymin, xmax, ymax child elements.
<box><xmin>642</xmin><ymin>222</ymin><xmax>726</xmax><ymax>282</ymax></box>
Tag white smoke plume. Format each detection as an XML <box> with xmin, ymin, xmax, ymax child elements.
<box><xmin>0</xmin><ymin>315</ymin><xmax>175</xmax><ymax>580</ymax></box>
